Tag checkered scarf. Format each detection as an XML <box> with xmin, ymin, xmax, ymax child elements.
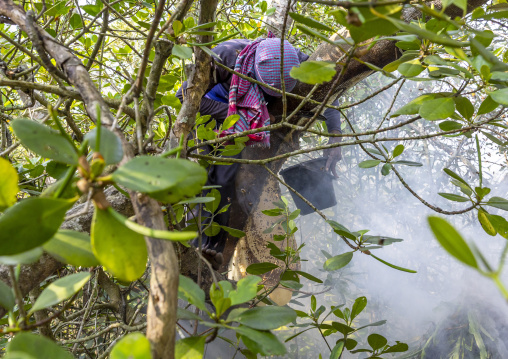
<box><xmin>222</xmin><ymin>33</ymin><xmax>300</xmax><ymax>147</ymax></box>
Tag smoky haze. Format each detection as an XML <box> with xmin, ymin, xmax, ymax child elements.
<box><xmin>279</xmin><ymin>72</ymin><xmax>508</xmax><ymax>358</ymax></box>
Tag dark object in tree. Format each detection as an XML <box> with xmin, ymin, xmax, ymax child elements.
<box><xmin>280</xmin><ymin>158</ymin><xmax>337</xmax><ymax>215</ymax></box>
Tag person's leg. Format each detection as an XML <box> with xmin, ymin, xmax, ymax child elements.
<box><xmin>192</xmin><ymin>148</ymin><xmax>242</xmax><ymax>269</ymax></box>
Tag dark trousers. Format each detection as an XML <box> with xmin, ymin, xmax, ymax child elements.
<box><xmin>192</xmin><ymin>147</ymin><xmax>242</xmax><ymax>253</ymax></box>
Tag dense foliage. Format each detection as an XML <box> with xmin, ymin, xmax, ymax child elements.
<box><xmin>0</xmin><ymin>0</ymin><xmax>507</xmax><ymax>358</ymax></box>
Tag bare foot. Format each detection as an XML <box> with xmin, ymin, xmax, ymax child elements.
<box><xmin>201</xmin><ymin>248</ymin><xmax>224</xmax><ymax>270</ymax></box>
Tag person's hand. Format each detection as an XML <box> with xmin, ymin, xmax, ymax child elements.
<box><xmin>323</xmin><ymin>131</ymin><xmax>342</xmax><ymax>178</ymax></box>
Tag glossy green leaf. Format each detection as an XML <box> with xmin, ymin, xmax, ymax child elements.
<box><xmin>486</xmin><ymin>197</ymin><xmax>508</xmax><ymax>211</ymax></box>
<box><xmin>172</xmin><ymin>44</ymin><xmax>193</xmax><ymax>59</ymax></box>
<box><xmin>11</xmin><ymin>119</ymin><xmax>79</xmax><ymax>165</ymax></box>
<box><xmin>110</xmin><ymin>333</ymin><xmax>151</xmax><ymax>359</ymax></box>
<box><xmin>288</xmin><ymin>12</ymin><xmax>334</xmax><ymax>31</ymax></box>
<box><xmin>112</xmin><ymin>156</ymin><xmax>207</xmax><ymax>204</ymax></box>
<box><xmin>384</xmin><ymin>341</ymin><xmax>409</xmax><ymax>353</ymax></box>
<box><xmin>228</xmin><ymin>275</ymin><xmax>261</xmax><ymax>305</ymax></box>
<box><xmin>235</xmin><ymin>306</ymin><xmax>296</xmax><ymax>330</ymax></box>
<box><xmin>43</xmin><ymin>230</ymin><xmax>99</xmax><ymax>267</ymax></box>
<box><xmin>351</xmin><ymin>296</ymin><xmax>367</xmax><ymax>320</ymax></box>
<box><xmin>222</xmin><ymin>114</ymin><xmax>240</xmax><ymax>130</ymax></box>
<box><xmin>398</xmin><ymin>59</ymin><xmax>425</xmax><ymax>77</ymax></box>
<box><xmin>91</xmin><ymin>207</ymin><xmax>147</xmax><ymax>282</ymax></box>
<box><xmin>6</xmin><ymin>332</ymin><xmax>73</xmax><ymax>359</ymax></box>
<box><xmin>30</xmin><ymin>272</ymin><xmax>90</xmax><ymax>314</ymax></box>
<box><xmin>0</xmin><ymin>197</ymin><xmax>73</xmax><ymax>255</ymax></box>
<box><xmin>392</xmin><ymin>144</ymin><xmax>404</xmax><ymax>158</ymax></box>
<box><xmin>419</xmin><ymin>98</ymin><xmax>455</xmax><ymax>121</ymax></box>
<box><xmin>368</xmin><ymin>333</ymin><xmax>387</xmax><ymax>350</ymax></box>
<box><xmin>290</xmin><ymin>61</ymin><xmax>336</xmax><ymax>85</ymax></box>
<box><xmin>294</xmin><ymin>270</ymin><xmax>323</xmax><ymax>283</ymax></box>
<box><xmin>236</xmin><ymin>325</ymin><xmax>286</xmax><ymax>356</ymax></box>
<box><xmin>438</xmin><ymin>193</ymin><xmax>469</xmax><ymax>202</ymax></box>
<box><xmin>330</xmin><ymin>341</ymin><xmax>345</xmax><ymax>359</ymax></box>
<box><xmin>428</xmin><ymin>216</ymin><xmax>478</xmax><ymax>268</ymax></box>
<box><xmin>0</xmin><ymin>157</ymin><xmax>18</xmax><ymax>211</ymax></box>
<box><xmin>477</xmin><ymin>95</ymin><xmax>499</xmax><ymax>115</ymax></box>
<box><xmin>84</xmin><ymin>127</ymin><xmax>123</xmax><ymax>165</ymax></box>
<box><xmin>178</xmin><ymin>275</ymin><xmax>206</xmax><ymax>311</ymax></box>
<box><xmin>490</xmin><ymin>88</ymin><xmax>508</xmax><ymax>106</ymax></box>
<box><xmin>381</xmin><ymin>163</ymin><xmax>392</xmax><ymax>176</ymax></box>
<box><xmin>0</xmin><ymin>280</ymin><xmax>15</xmax><ymax>311</ymax></box>
<box><xmin>175</xmin><ymin>336</ymin><xmax>205</xmax><ymax>359</ymax></box>
<box><xmin>486</xmin><ymin>213</ymin><xmax>508</xmax><ymax>239</ymax></box>
<box><xmin>246</xmin><ymin>262</ymin><xmax>279</xmax><ymax>275</ymax></box>
<box><xmin>221</xmin><ymin>225</ymin><xmax>246</xmax><ymax>238</ymax></box>
<box><xmin>454</xmin><ymin>96</ymin><xmax>474</xmax><ymax>119</ymax></box>
<box><xmin>478</xmin><ymin>209</ymin><xmax>496</xmax><ymax>236</ymax></box>
<box><xmin>391</xmin><ymin>93</ymin><xmax>437</xmax><ymax>116</ymax></box>
<box><xmin>359</xmin><ymin>160</ymin><xmax>381</xmax><ymax>168</ymax></box>
<box><xmin>324</xmin><ymin>252</ymin><xmax>353</xmax><ymax>271</ymax></box>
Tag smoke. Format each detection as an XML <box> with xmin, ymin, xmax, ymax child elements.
<box><xmin>279</xmin><ymin>72</ymin><xmax>508</xmax><ymax>358</ymax></box>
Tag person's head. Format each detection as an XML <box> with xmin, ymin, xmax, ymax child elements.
<box><xmin>254</xmin><ymin>38</ymin><xmax>300</xmax><ymax>97</ymax></box>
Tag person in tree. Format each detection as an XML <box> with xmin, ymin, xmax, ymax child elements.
<box><xmin>176</xmin><ymin>34</ymin><xmax>342</xmax><ymax>269</ymax></box>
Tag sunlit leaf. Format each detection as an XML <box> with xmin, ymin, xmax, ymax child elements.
<box><xmin>43</xmin><ymin>230</ymin><xmax>99</xmax><ymax>267</ymax></box>
<box><xmin>110</xmin><ymin>333</ymin><xmax>151</xmax><ymax>359</ymax></box>
<box><xmin>0</xmin><ymin>157</ymin><xmax>18</xmax><ymax>211</ymax></box>
<box><xmin>6</xmin><ymin>332</ymin><xmax>73</xmax><ymax>359</ymax></box>
<box><xmin>290</xmin><ymin>61</ymin><xmax>336</xmax><ymax>85</ymax></box>
<box><xmin>175</xmin><ymin>336</ymin><xmax>205</xmax><ymax>359</ymax></box>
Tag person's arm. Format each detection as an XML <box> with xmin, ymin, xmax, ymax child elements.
<box><xmin>322</xmin><ymin>99</ymin><xmax>342</xmax><ymax>177</ymax></box>
<box><xmin>176</xmin><ymin>84</ymin><xmax>229</xmax><ymax>120</ymax></box>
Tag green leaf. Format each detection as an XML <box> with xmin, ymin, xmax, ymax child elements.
<box><xmin>0</xmin><ymin>197</ymin><xmax>73</xmax><ymax>255</ymax></box>
<box><xmin>438</xmin><ymin>193</ymin><xmax>470</xmax><ymax>202</ymax></box>
<box><xmin>178</xmin><ymin>275</ymin><xmax>206</xmax><ymax>311</ymax></box>
<box><xmin>486</xmin><ymin>213</ymin><xmax>508</xmax><ymax>239</ymax></box>
<box><xmin>427</xmin><ymin>216</ymin><xmax>478</xmax><ymax>268</ymax></box>
<box><xmin>392</xmin><ymin>144</ymin><xmax>404</xmax><ymax>158</ymax></box>
<box><xmin>323</xmin><ymin>252</ymin><xmax>353</xmax><ymax>271</ymax></box>
<box><xmin>229</xmin><ymin>276</ymin><xmax>261</xmax><ymax>305</ymax></box>
<box><xmin>69</xmin><ymin>13</ymin><xmax>83</xmax><ymax>29</ymax></box>
<box><xmin>370</xmin><ymin>254</ymin><xmax>417</xmax><ymax>273</ymax></box>
<box><xmin>0</xmin><ymin>247</ymin><xmax>43</xmax><ymax>265</ymax></box>
<box><xmin>332</xmin><ymin>321</ymin><xmax>355</xmax><ymax>335</ymax></box>
<box><xmin>262</xmin><ymin>208</ymin><xmax>283</xmax><ymax>216</ymax></box>
<box><xmin>439</xmin><ymin>120</ymin><xmax>463</xmax><ymax>131</ymax></box>
<box><xmin>368</xmin><ymin>333</ymin><xmax>387</xmax><ymax>350</ymax></box>
<box><xmin>359</xmin><ymin>160</ymin><xmax>381</xmax><ymax>168</ymax></box>
<box><xmin>175</xmin><ymin>336</ymin><xmax>205</xmax><ymax>359</ymax></box>
<box><xmin>381</xmin><ymin>163</ymin><xmax>392</xmax><ymax>176</ymax></box>
<box><xmin>235</xmin><ymin>325</ymin><xmax>287</xmax><ymax>356</ymax></box>
<box><xmin>383</xmin><ymin>341</ymin><xmax>409</xmax><ymax>353</ymax></box>
<box><xmin>489</xmin><ymin>88</ymin><xmax>508</xmax><ymax>106</ymax></box>
<box><xmin>289</xmin><ymin>61</ymin><xmax>336</xmax><ymax>85</ymax></box>
<box><xmin>30</xmin><ymin>272</ymin><xmax>90</xmax><ymax>314</ymax></box>
<box><xmin>443</xmin><ymin>168</ymin><xmax>470</xmax><ymax>188</ymax></box>
<box><xmin>454</xmin><ymin>96</ymin><xmax>474</xmax><ymax>120</ymax></box>
<box><xmin>6</xmin><ymin>332</ymin><xmax>74</xmax><ymax>359</ymax></box>
<box><xmin>235</xmin><ymin>306</ymin><xmax>296</xmax><ymax>330</ymax></box>
<box><xmin>294</xmin><ymin>270</ymin><xmax>323</xmax><ymax>283</ymax></box>
<box><xmin>477</xmin><ymin>95</ymin><xmax>499</xmax><ymax>115</ymax></box>
<box><xmin>46</xmin><ymin>161</ymin><xmax>69</xmax><ymax>179</ymax></box>
<box><xmin>11</xmin><ymin>119</ymin><xmax>79</xmax><ymax>165</ymax></box>
<box><xmin>222</xmin><ymin>114</ymin><xmax>240</xmax><ymax>130</ymax></box>
<box><xmin>221</xmin><ymin>225</ymin><xmax>246</xmax><ymax>238</ymax></box>
<box><xmin>386</xmin><ymin>18</ymin><xmax>467</xmax><ymax>47</ymax></box>
<box><xmin>112</xmin><ymin>156</ymin><xmax>207</xmax><ymax>204</ymax></box>
<box><xmin>392</xmin><ymin>160</ymin><xmax>423</xmax><ymax>167</ymax></box>
<box><xmin>110</xmin><ymin>333</ymin><xmax>151</xmax><ymax>359</ymax></box>
<box><xmin>246</xmin><ymin>262</ymin><xmax>279</xmax><ymax>275</ymax></box>
<box><xmin>478</xmin><ymin>209</ymin><xmax>496</xmax><ymax>236</ymax></box>
<box><xmin>419</xmin><ymin>98</ymin><xmax>455</xmax><ymax>121</ymax></box>
<box><xmin>398</xmin><ymin>59</ymin><xmax>425</xmax><ymax>77</ymax></box>
<box><xmin>330</xmin><ymin>341</ymin><xmax>345</xmax><ymax>359</ymax></box>
<box><xmin>91</xmin><ymin>207</ymin><xmax>147</xmax><ymax>282</ymax></box>
<box><xmin>351</xmin><ymin>296</ymin><xmax>367</xmax><ymax>320</ymax></box>
<box><xmin>0</xmin><ymin>280</ymin><xmax>14</xmax><ymax>311</ymax></box>
<box><xmin>43</xmin><ymin>230</ymin><xmax>99</xmax><ymax>267</ymax></box>
<box><xmin>84</xmin><ymin>127</ymin><xmax>123</xmax><ymax>165</ymax></box>
<box><xmin>0</xmin><ymin>157</ymin><xmax>18</xmax><ymax>211</ymax></box>
<box><xmin>288</xmin><ymin>12</ymin><xmax>334</xmax><ymax>31</ymax></box>
<box><xmin>391</xmin><ymin>93</ymin><xmax>437</xmax><ymax>116</ymax></box>
<box><xmin>486</xmin><ymin>197</ymin><xmax>508</xmax><ymax>211</ymax></box>
<box><xmin>172</xmin><ymin>45</ymin><xmax>193</xmax><ymax>59</ymax></box>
